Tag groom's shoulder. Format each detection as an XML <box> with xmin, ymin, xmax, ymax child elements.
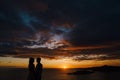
<box><xmin>40</xmin><ymin>63</ymin><xmax>43</xmax><ymax>67</ymax></box>
<box><xmin>40</xmin><ymin>63</ymin><xmax>43</xmax><ymax>65</ymax></box>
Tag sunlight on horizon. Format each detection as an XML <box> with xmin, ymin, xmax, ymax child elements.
<box><xmin>0</xmin><ymin>57</ymin><xmax>120</xmax><ymax>68</ymax></box>
<box><xmin>63</xmin><ymin>66</ymin><xmax>67</xmax><ymax>69</ymax></box>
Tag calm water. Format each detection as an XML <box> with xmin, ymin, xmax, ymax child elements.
<box><xmin>0</xmin><ymin>68</ymin><xmax>120</xmax><ymax>80</ymax></box>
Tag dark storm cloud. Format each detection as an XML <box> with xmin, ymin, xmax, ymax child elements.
<box><xmin>72</xmin><ymin>46</ymin><xmax>120</xmax><ymax>61</ymax></box>
<box><xmin>62</xmin><ymin>0</ymin><xmax>120</xmax><ymax>46</ymax></box>
<box><xmin>0</xmin><ymin>45</ymin><xmax>119</xmax><ymax>60</ymax></box>
<box><xmin>0</xmin><ymin>0</ymin><xmax>120</xmax><ymax>60</ymax></box>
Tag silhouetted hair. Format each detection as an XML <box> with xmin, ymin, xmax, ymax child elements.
<box><xmin>29</xmin><ymin>57</ymin><xmax>34</xmax><ymax>64</ymax></box>
<box><xmin>37</xmin><ymin>57</ymin><xmax>41</xmax><ymax>63</ymax></box>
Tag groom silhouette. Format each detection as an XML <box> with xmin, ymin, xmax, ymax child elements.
<box><xmin>36</xmin><ymin>58</ymin><xmax>43</xmax><ymax>80</ymax></box>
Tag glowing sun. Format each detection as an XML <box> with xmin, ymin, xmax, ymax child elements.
<box><xmin>63</xmin><ymin>66</ymin><xmax>67</xmax><ymax>69</ymax></box>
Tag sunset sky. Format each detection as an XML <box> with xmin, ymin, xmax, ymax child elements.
<box><xmin>0</xmin><ymin>0</ymin><xmax>120</xmax><ymax>68</ymax></box>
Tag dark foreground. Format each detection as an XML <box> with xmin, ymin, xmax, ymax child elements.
<box><xmin>0</xmin><ymin>67</ymin><xmax>120</xmax><ymax>80</ymax></box>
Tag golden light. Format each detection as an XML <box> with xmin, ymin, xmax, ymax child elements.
<box><xmin>63</xmin><ymin>66</ymin><xmax>67</xmax><ymax>69</ymax></box>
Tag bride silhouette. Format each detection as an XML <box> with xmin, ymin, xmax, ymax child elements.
<box><xmin>27</xmin><ymin>57</ymin><xmax>35</xmax><ymax>80</ymax></box>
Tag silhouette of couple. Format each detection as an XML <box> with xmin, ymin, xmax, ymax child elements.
<box><xmin>28</xmin><ymin>57</ymin><xmax>43</xmax><ymax>80</ymax></box>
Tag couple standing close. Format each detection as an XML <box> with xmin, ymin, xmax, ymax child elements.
<box><xmin>28</xmin><ymin>57</ymin><xmax>43</xmax><ymax>80</ymax></box>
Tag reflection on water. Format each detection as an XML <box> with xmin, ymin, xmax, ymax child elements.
<box><xmin>42</xmin><ymin>69</ymin><xmax>120</xmax><ymax>80</ymax></box>
<box><xmin>0</xmin><ymin>68</ymin><xmax>120</xmax><ymax>80</ymax></box>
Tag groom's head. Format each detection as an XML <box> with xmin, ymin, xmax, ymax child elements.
<box><xmin>36</xmin><ymin>57</ymin><xmax>41</xmax><ymax>63</ymax></box>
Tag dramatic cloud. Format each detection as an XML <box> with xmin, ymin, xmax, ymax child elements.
<box><xmin>0</xmin><ymin>0</ymin><xmax>120</xmax><ymax>61</ymax></box>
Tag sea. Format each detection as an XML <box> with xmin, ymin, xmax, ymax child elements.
<box><xmin>0</xmin><ymin>68</ymin><xmax>120</xmax><ymax>80</ymax></box>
